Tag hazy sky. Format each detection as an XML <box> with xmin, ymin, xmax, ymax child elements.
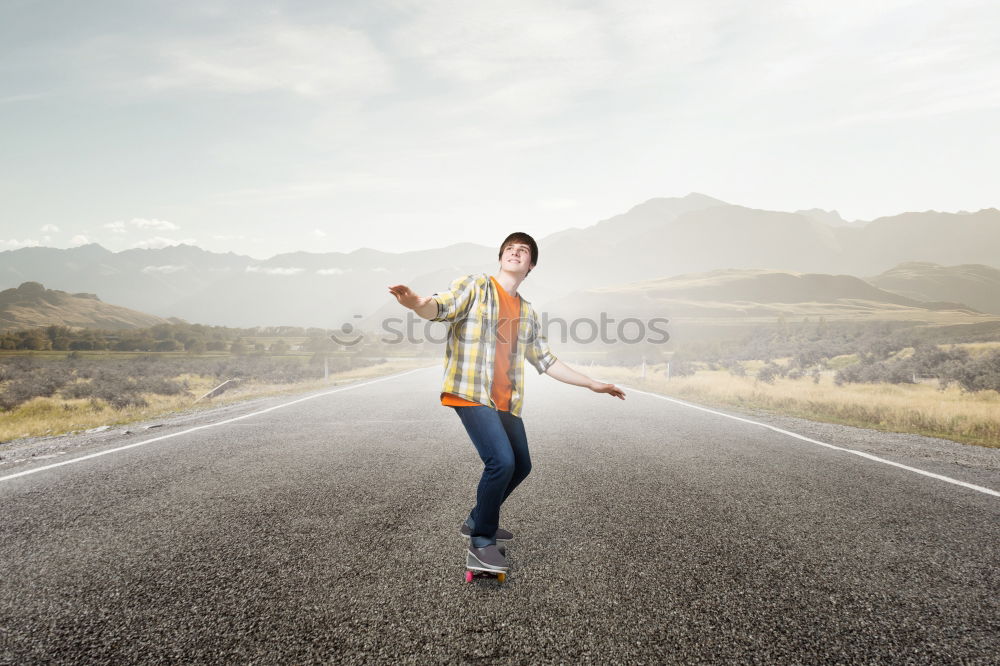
<box><xmin>2</xmin><ymin>0</ymin><xmax>998</xmax><ymax>259</ymax></box>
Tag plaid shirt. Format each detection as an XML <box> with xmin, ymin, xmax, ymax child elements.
<box><xmin>431</xmin><ymin>272</ymin><xmax>558</xmax><ymax>417</ymax></box>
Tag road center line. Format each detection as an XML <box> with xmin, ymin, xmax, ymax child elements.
<box><xmin>0</xmin><ymin>368</ymin><xmax>430</xmax><ymax>484</ymax></box>
<box><xmin>619</xmin><ymin>384</ymin><xmax>999</xmax><ymax>499</ymax></box>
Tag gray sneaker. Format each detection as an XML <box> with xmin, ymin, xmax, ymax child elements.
<box><xmin>467</xmin><ymin>543</ymin><xmax>508</xmax><ymax>572</ymax></box>
<box><xmin>460</xmin><ymin>522</ymin><xmax>513</xmax><ymax>543</ymax></box>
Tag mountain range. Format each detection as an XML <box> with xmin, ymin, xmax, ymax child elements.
<box><xmin>2</xmin><ymin>193</ymin><xmax>998</xmax><ymax>329</ymax></box>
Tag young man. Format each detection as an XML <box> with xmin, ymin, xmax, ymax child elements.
<box><xmin>388</xmin><ymin>232</ymin><xmax>625</xmax><ymax>573</ymax></box>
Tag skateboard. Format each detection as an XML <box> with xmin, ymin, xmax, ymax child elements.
<box><xmin>464</xmin><ymin>543</ymin><xmax>508</xmax><ymax>583</ymax></box>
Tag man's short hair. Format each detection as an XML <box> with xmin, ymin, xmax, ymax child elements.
<box><xmin>498</xmin><ymin>232</ymin><xmax>538</xmax><ymax>275</ymax></box>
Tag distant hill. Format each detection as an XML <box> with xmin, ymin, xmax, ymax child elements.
<box><xmin>627</xmin><ymin>269</ymin><xmax>943</xmax><ymax>305</ymax></box>
<box><xmin>866</xmin><ymin>262</ymin><xmax>1000</xmax><ymax>315</ymax></box>
<box><xmin>0</xmin><ymin>282</ymin><xmax>171</xmax><ymax>331</ymax></box>
<box><xmin>545</xmin><ymin>268</ymin><xmax>995</xmax><ymax>344</ymax></box>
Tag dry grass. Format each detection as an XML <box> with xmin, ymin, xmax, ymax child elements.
<box><xmin>952</xmin><ymin>341</ymin><xmax>1000</xmax><ymax>356</ymax></box>
<box><xmin>0</xmin><ymin>359</ymin><xmax>434</xmax><ymax>444</ymax></box>
<box><xmin>590</xmin><ymin>363</ymin><xmax>1000</xmax><ymax>449</ymax></box>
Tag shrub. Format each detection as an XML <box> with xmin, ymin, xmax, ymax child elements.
<box><xmin>61</xmin><ymin>381</ymin><xmax>95</xmax><ymax>399</ymax></box>
<box><xmin>757</xmin><ymin>362</ymin><xmax>781</xmax><ymax>384</ymax></box>
<box><xmin>720</xmin><ymin>359</ymin><xmax>746</xmax><ymax>377</ymax></box>
<box><xmin>942</xmin><ymin>350</ymin><xmax>1000</xmax><ymax>393</ymax></box>
<box><xmin>136</xmin><ymin>377</ymin><xmax>190</xmax><ymax>396</ymax></box>
<box><xmin>103</xmin><ymin>393</ymin><xmax>149</xmax><ymax>410</ymax></box>
<box><xmin>0</xmin><ymin>368</ymin><xmax>69</xmax><ymax>411</ymax></box>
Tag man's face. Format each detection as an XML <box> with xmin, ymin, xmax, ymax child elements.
<box><xmin>501</xmin><ymin>242</ymin><xmax>533</xmax><ymax>276</ymax></box>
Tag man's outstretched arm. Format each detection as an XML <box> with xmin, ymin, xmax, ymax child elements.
<box><xmin>544</xmin><ymin>359</ymin><xmax>626</xmax><ymax>400</ymax></box>
<box><xmin>389</xmin><ymin>275</ymin><xmax>476</xmax><ymax>322</ymax></box>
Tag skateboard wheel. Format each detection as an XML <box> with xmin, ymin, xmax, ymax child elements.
<box><xmin>465</xmin><ymin>571</ymin><xmax>473</xmax><ymax>583</ymax></box>
<box><xmin>497</xmin><ymin>573</ymin><xmax>506</xmax><ymax>583</ymax></box>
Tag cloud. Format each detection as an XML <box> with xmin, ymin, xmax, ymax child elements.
<box><xmin>313</xmin><ymin>229</ymin><xmax>327</xmax><ymax>238</ymax></box>
<box><xmin>131</xmin><ymin>218</ymin><xmax>179</xmax><ymax>230</ymax></box>
<box><xmin>138</xmin><ymin>23</ymin><xmax>393</xmax><ymax>98</ymax></box>
<box><xmin>141</xmin><ymin>265</ymin><xmax>188</xmax><ymax>274</ymax></box>
<box><xmin>131</xmin><ymin>236</ymin><xmax>197</xmax><ymax>249</ymax></box>
<box><xmin>390</xmin><ymin>0</ymin><xmax>616</xmax><ymax>118</ymax></box>
<box><xmin>104</xmin><ymin>218</ymin><xmax>179</xmax><ymax>234</ymax></box>
<box><xmin>643</xmin><ymin>0</ymin><xmax>1000</xmax><ymax>133</ymax></box>
<box><xmin>41</xmin><ymin>224</ymin><xmax>59</xmax><ymax>232</ymax></box>
<box><xmin>246</xmin><ymin>266</ymin><xmax>305</xmax><ymax>275</ymax></box>
<box><xmin>317</xmin><ymin>267</ymin><xmax>352</xmax><ymax>275</ymax></box>
<box><xmin>70</xmin><ymin>235</ymin><xmax>90</xmax><ymax>246</ymax></box>
<box><xmin>1</xmin><ymin>239</ymin><xmax>41</xmax><ymax>249</ymax></box>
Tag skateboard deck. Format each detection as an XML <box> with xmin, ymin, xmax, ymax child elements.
<box><xmin>464</xmin><ymin>544</ymin><xmax>508</xmax><ymax>583</ymax></box>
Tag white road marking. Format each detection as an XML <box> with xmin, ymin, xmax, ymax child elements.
<box><xmin>620</xmin><ymin>385</ymin><xmax>999</xmax><ymax>499</ymax></box>
<box><xmin>0</xmin><ymin>368</ymin><xmax>430</xmax><ymax>484</ymax></box>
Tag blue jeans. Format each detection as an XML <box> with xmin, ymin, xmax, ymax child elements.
<box><xmin>453</xmin><ymin>405</ymin><xmax>532</xmax><ymax>548</ymax></box>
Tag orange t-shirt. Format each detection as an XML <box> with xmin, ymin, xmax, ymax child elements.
<box><xmin>441</xmin><ymin>275</ymin><xmax>520</xmax><ymax>411</ymax></box>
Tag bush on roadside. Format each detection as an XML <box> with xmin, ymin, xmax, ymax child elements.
<box><xmin>720</xmin><ymin>358</ymin><xmax>746</xmax><ymax>377</ymax></box>
<box><xmin>940</xmin><ymin>349</ymin><xmax>1000</xmax><ymax>393</ymax></box>
<box><xmin>756</xmin><ymin>362</ymin><xmax>782</xmax><ymax>384</ymax></box>
<box><xmin>0</xmin><ymin>367</ymin><xmax>69</xmax><ymax>411</ymax></box>
<box><xmin>833</xmin><ymin>343</ymin><xmax>999</xmax><ymax>391</ymax></box>
<box><xmin>669</xmin><ymin>360</ymin><xmax>696</xmax><ymax>377</ymax></box>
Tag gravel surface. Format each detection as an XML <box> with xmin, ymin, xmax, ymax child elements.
<box><xmin>1</xmin><ymin>366</ymin><xmax>997</xmax><ymax>664</ymax></box>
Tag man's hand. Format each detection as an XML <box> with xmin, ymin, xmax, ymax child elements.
<box><xmin>389</xmin><ymin>285</ymin><xmax>439</xmax><ymax>320</ymax></box>
<box><xmin>544</xmin><ymin>360</ymin><xmax>626</xmax><ymax>402</ymax></box>
<box><xmin>589</xmin><ymin>381</ymin><xmax>626</xmax><ymax>400</ymax></box>
<box><xmin>388</xmin><ymin>284</ymin><xmax>427</xmax><ymax>310</ymax></box>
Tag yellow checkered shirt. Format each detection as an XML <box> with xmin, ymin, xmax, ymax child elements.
<box><xmin>431</xmin><ymin>272</ymin><xmax>557</xmax><ymax>417</ymax></box>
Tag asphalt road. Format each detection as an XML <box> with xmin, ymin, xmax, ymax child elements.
<box><xmin>1</xmin><ymin>366</ymin><xmax>998</xmax><ymax>664</ymax></box>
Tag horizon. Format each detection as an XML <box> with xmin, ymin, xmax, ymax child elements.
<box><xmin>3</xmin><ymin>192</ymin><xmax>998</xmax><ymax>262</ymax></box>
